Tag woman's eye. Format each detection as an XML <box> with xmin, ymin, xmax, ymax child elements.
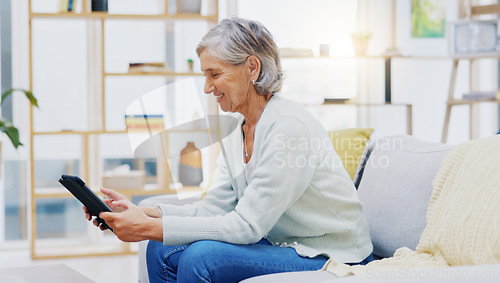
<box><xmin>211</xmin><ymin>73</ymin><xmax>219</xmax><ymax>78</ymax></box>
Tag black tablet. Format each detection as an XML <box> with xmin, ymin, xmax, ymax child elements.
<box><xmin>58</xmin><ymin>174</ymin><xmax>113</xmax><ymax>231</ymax></box>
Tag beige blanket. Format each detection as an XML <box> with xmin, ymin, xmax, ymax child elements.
<box><xmin>323</xmin><ymin>135</ymin><xmax>500</xmax><ymax>277</ymax></box>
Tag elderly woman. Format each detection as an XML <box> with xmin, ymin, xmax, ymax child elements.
<box><xmin>86</xmin><ymin>17</ymin><xmax>373</xmax><ymax>282</ymax></box>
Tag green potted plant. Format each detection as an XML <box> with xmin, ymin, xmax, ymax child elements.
<box><xmin>187</xmin><ymin>58</ymin><xmax>194</xmax><ymax>72</ymax></box>
<box><xmin>351</xmin><ymin>31</ymin><xmax>372</xmax><ymax>57</ymax></box>
<box><xmin>0</xmin><ymin>88</ymin><xmax>38</xmax><ymax>149</ymax></box>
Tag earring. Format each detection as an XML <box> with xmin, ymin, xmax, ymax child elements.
<box><xmin>252</xmin><ymin>80</ymin><xmax>256</xmax><ymax>85</ymax></box>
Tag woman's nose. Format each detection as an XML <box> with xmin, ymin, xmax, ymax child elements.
<box><xmin>204</xmin><ymin>79</ymin><xmax>215</xmax><ymax>94</ymax></box>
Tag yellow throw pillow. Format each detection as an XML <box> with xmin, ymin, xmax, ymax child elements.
<box><xmin>328</xmin><ymin>128</ymin><xmax>374</xmax><ymax>180</ymax></box>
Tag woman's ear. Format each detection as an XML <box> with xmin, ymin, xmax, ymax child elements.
<box><xmin>246</xmin><ymin>55</ymin><xmax>261</xmax><ymax>80</ymax></box>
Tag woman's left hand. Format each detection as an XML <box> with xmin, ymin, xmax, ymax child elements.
<box><xmin>99</xmin><ymin>187</ymin><xmax>162</xmax><ymax>242</ymax></box>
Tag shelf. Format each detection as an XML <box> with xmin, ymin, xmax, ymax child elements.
<box><xmin>33</xmin><ymin>129</ymin><xmax>212</xmax><ymax>136</ymax></box>
<box><xmin>33</xmin><ymin>130</ymin><xmax>128</xmax><ymax>135</ymax></box>
<box><xmin>165</xmin><ymin>128</ymin><xmax>211</xmax><ymax>133</ymax></box>
<box><xmin>30</xmin><ymin>12</ymin><xmax>218</xmax><ymax>22</ymax></box>
<box><xmin>451</xmin><ymin>53</ymin><xmax>500</xmax><ymax>59</ymax></box>
<box><xmin>34</xmin><ymin>183</ymin><xmax>174</xmax><ymax>199</ymax></box>
<box><xmin>447</xmin><ymin>98</ymin><xmax>500</xmax><ymax>105</ymax></box>
<box><xmin>323</xmin><ymin>101</ymin><xmax>412</xmax><ymax>107</ymax></box>
<box><xmin>281</xmin><ymin>54</ymin><xmax>450</xmax><ymax>60</ymax></box>
<box><xmin>35</xmin><ymin>184</ymin><xmax>203</xmax><ymax>199</ymax></box>
<box><xmin>471</xmin><ymin>3</ymin><xmax>500</xmax><ymax>16</ymax></box>
<box><xmin>105</xmin><ymin>72</ymin><xmax>203</xmax><ymax>77</ymax></box>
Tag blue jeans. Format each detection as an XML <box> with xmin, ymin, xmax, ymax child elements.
<box><xmin>146</xmin><ymin>239</ymin><xmax>372</xmax><ymax>283</ymax></box>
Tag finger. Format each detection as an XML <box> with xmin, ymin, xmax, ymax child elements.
<box><xmin>108</xmin><ymin>200</ymin><xmax>130</xmax><ymax>211</ymax></box>
<box><xmin>83</xmin><ymin>206</ymin><xmax>92</xmax><ymax>221</ymax></box>
<box><xmin>92</xmin><ymin>219</ymin><xmax>107</xmax><ymax>231</ymax></box>
<box><xmin>99</xmin><ymin>211</ymin><xmax>115</xmax><ymax>222</ymax></box>
<box><xmin>100</xmin><ymin>187</ymin><xmax>126</xmax><ymax>201</ymax></box>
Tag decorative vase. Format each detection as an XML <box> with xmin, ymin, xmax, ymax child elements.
<box><xmin>178</xmin><ymin>142</ymin><xmax>203</xmax><ymax>186</ymax></box>
<box><xmin>352</xmin><ymin>38</ymin><xmax>370</xmax><ymax>57</ymax></box>
<box><xmin>91</xmin><ymin>0</ymin><xmax>108</xmax><ymax>12</ymax></box>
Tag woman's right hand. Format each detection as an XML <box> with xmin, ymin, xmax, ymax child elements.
<box><xmin>83</xmin><ymin>197</ymin><xmax>114</xmax><ymax>229</ymax></box>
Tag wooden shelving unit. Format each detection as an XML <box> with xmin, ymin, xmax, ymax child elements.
<box><xmin>31</xmin><ymin>12</ymin><xmax>218</xmax><ymax>21</ymax></box>
<box><xmin>28</xmin><ymin>0</ymin><xmax>219</xmax><ymax>259</ymax></box>
<box><xmin>441</xmin><ymin>56</ymin><xmax>500</xmax><ymax>143</ymax></box>
<box><xmin>105</xmin><ymin>71</ymin><xmax>204</xmax><ymax>77</ymax></box>
<box><xmin>441</xmin><ymin>3</ymin><xmax>500</xmax><ymax>143</ymax></box>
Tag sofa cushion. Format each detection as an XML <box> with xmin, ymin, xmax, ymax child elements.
<box><xmin>328</xmin><ymin>128</ymin><xmax>374</xmax><ymax>180</ymax></box>
<box><xmin>356</xmin><ymin>135</ymin><xmax>453</xmax><ymax>258</ymax></box>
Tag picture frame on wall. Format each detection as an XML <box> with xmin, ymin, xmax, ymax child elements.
<box><xmin>449</xmin><ymin>19</ymin><xmax>499</xmax><ymax>56</ymax></box>
<box><xmin>411</xmin><ymin>0</ymin><xmax>446</xmax><ymax>38</ymax></box>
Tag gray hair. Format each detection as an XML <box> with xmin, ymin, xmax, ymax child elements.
<box><xmin>196</xmin><ymin>17</ymin><xmax>284</xmax><ymax>95</ymax></box>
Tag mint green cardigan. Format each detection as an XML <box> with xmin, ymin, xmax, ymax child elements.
<box><xmin>157</xmin><ymin>95</ymin><xmax>373</xmax><ymax>263</ymax></box>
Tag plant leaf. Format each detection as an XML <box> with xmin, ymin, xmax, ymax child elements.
<box><xmin>1</xmin><ymin>88</ymin><xmax>39</xmax><ymax>108</ymax></box>
<box><xmin>1</xmin><ymin>89</ymin><xmax>14</xmax><ymax>104</ymax></box>
<box><xmin>0</xmin><ymin>117</ymin><xmax>22</xmax><ymax>149</ymax></box>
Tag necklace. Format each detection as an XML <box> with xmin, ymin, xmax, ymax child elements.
<box><xmin>243</xmin><ymin>124</ymin><xmax>252</xmax><ymax>160</ymax></box>
<box><xmin>244</xmin><ymin>138</ymin><xmax>250</xmax><ymax>158</ymax></box>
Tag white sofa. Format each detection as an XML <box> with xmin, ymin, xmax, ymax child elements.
<box><xmin>138</xmin><ymin>134</ymin><xmax>500</xmax><ymax>282</ymax></box>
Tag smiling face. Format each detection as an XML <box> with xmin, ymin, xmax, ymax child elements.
<box><xmin>200</xmin><ymin>49</ymin><xmax>259</xmax><ymax>114</ymax></box>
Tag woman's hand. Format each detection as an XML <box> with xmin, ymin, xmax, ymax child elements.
<box><xmin>84</xmin><ymin>188</ymin><xmax>163</xmax><ymax>242</ymax></box>
<box><xmin>82</xmin><ymin>189</ymin><xmax>123</xmax><ymax>224</ymax></box>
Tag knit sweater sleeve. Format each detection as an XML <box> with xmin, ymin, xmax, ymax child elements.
<box><xmin>160</xmin><ymin>118</ymin><xmax>316</xmax><ymax>245</ymax></box>
<box><xmin>156</xmin><ymin>153</ymin><xmax>238</xmax><ymax>218</ymax></box>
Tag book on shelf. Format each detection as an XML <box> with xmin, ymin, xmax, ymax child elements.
<box><xmin>59</xmin><ymin>0</ymin><xmax>77</xmax><ymax>12</ymax></box>
<box><xmin>128</xmin><ymin>62</ymin><xmax>172</xmax><ymax>73</ymax></box>
<box><xmin>59</xmin><ymin>0</ymin><xmax>69</xmax><ymax>12</ymax></box>
<box><xmin>323</xmin><ymin>98</ymin><xmax>351</xmax><ymax>104</ymax></box>
<box><xmin>125</xmin><ymin>114</ymin><xmax>164</xmax><ymax>132</ymax></box>
<box><xmin>462</xmin><ymin>91</ymin><xmax>500</xmax><ymax>100</ymax></box>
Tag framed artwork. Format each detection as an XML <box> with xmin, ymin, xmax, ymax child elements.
<box><xmin>449</xmin><ymin>20</ymin><xmax>498</xmax><ymax>55</ymax></box>
<box><xmin>411</xmin><ymin>0</ymin><xmax>446</xmax><ymax>38</ymax></box>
